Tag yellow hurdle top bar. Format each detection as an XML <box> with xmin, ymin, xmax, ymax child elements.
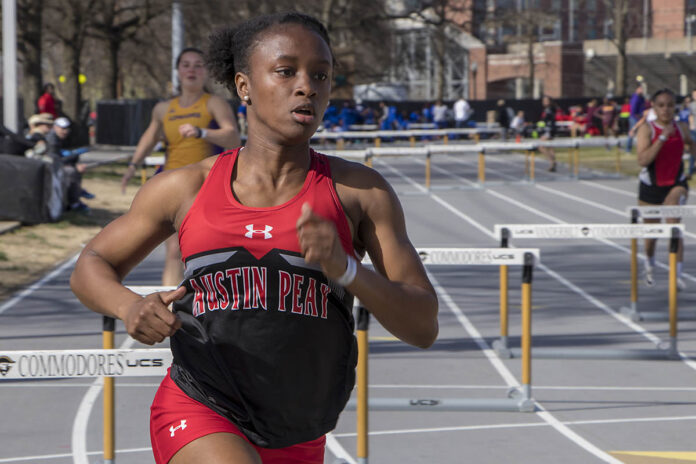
<box><xmin>628</xmin><ymin>205</ymin><xmax>696</xmax><ymax>219</ymax></box>
<box><xmin>494</xmin><ymin>223</ymin><xmax>684</xmax><ymax>239</ymax></box>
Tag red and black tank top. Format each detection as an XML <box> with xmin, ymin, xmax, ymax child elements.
<box><xmin>170</xmin><ymin>148</ymin><xmax>357</xmax><ymax>448</ymax></box>
<box><xmin>639</xmin><ymin>121</ymin><xmax>685</xmax><ymax>187</ymax></box>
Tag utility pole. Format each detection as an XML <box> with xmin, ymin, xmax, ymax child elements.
<box><xmin>2</xmin><ymin>0</ymin><xmax>18</xmax><ymax>131</ymax></box>
<box><xmin>172</xmin><ymin>0</ymin><xmax>184</xmax><ymax>93</ymax></box>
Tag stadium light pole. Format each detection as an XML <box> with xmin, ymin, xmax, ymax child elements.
<box><xmin>2</xmin><ymin>0</ymin><xmax>18</xmax><ymax>132</ymax></box>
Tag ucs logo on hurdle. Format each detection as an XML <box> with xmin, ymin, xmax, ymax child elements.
<box><xmin>0</xmin><ymin>355</ymin><xmax>15</xmax><ymax>376</ymax></box>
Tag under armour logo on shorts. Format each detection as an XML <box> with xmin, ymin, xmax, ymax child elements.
<box><xmin>245</xmin><ymin>224</ymin><xmax>273</xmax><ymax>239</ymax></box>
<box><xmin>169</xmin><ymin>419</ymin><xmax>187</xmax><ymax>437</ymax></box>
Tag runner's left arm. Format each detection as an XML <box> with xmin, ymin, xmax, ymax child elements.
<box><xmin>297</xmin><ymin>164</ymin><xmax>438</xmax><ymax>349</ymax></box>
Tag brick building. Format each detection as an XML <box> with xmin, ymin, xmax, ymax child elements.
<box><xmin>464</xmin><ymin>0</ymin><xmax>696</xmax><ymax>99</ymax></box>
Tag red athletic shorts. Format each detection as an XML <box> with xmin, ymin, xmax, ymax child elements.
<box><xmin>150</xmin><ymin>371</ymin><xmax>326</xmax><ymax>464</ymax></box>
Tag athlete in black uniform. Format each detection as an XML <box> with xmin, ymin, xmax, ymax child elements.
<box><xmin>71</xmin><ymin>12</ymin><xmax>439</xmax><ymax>464</ymax></box>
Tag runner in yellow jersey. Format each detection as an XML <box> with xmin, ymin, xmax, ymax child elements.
<box><xmin>121</xmin><ymin>47</ymin><xmax>241</xmax><ymax>285</ymax></box>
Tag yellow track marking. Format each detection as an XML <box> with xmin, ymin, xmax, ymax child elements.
<box><xmin>610</xmin><ymin>451</ymin><xmax>696</xmax><ymax>462</ymax></box>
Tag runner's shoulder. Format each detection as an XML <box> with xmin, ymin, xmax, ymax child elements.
<box><xmin>325</xmin><ymin>153</ymin><xmax>389</xmax><ymax>189</ymax></box>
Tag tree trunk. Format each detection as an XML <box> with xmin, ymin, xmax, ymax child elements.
<box><xmin>108</xmin><ymin>38</ymin><xmax>120</xmax><ymax>99</ymax></box>
<box><xmin>614</xmin><ymin>1</ymin><xmax>627</xmax><ymax>96</ymax></box>
<box><xmin>527</xmin><ymin>34</ymin><xmax>534</xmax><ymax>98</ymax></box>
<box><xmin>18</xmin><ymin>0</ymin><xmax>44</xmax><ymax>116</ymax></box>
<box><xmin>21</xmin><ymin>42</ymin><xmax>42</xmax><ymax>116</ymax></box>
<box><xmin>321</xmin><ymin>0</ymin><xmax>334</xmax><ymax>32</ymax></box>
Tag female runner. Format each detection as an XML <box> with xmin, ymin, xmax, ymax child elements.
<box><xmin>72</xmin><ymin>12</ymin><xmax>438</xmax><ymax>464</ymax></box>
<box><xmin>120</xmin><ymin>47</ymin><xmax>241</xmax><ymax>286</ymax></box>
<box><xmin>636</xmin><ymin>88</ymin><xmax>696</xmax><ymax>289</ymax></box>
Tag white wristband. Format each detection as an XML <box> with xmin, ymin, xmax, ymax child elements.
<box><xmin>199</xmin><ymin>128</ymin><xmax>208</xmax><ymax>139</ymax></box>
<box><xmin>658</xmin><ymin>134</ymin><xmax>667</xmax><ymax>142</ymax></box>
<box><xmin>335</xmin><ymin>256</ymin><xmax>357</xmax><ymax>287</ymax></box>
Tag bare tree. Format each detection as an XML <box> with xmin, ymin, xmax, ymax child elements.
<box><xmin>17</xmin><ymin>0</ymin><xmax>45</xmax><ymax>116</ymax></box>
<box><xmin>44</xmin><ymin>0</ymin><xmax>99</xmax><ymax>120</ymax></box>
<box><xmin>601</xmin><ymin>0</ymin><xmax>630</xmax><ymax>96</ymax></box>
<box><xmin>89</xmin><ymin>0</ymin><xmax>169</xmax><ymax>99</ymax></box>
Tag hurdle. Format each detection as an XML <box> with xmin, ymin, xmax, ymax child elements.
<box><xmin>362</xmin><ymin>142</ymin><xmax>540</xmax><ymax>187</ymax></box>
<box><xmin>140</xmin><ymin>155</ymin><xmax>165</xmax><ymax>185</ymax></box>
<box><xmin>621</xmin><ymin>206</ymin><xmax>696</xmax><ymax>322</ymax></box>
<box><xmin>311</xmin><ymin>127</ymin><xmax>503</xmax><ymax>148</ymax></box>
<box><xmin>345</xmin><ymin>247</ymin><xmax>540</xmax><ymax>464</ymax></box>
<box><xmin>493</xmin><ymin>223</ymin><xmax>684</xmax><ymax>361</ymax></box>
<box><xmin>365</xmin><ymin>146</ymin><xmax>430</xmax><ymax>185</ymax></box>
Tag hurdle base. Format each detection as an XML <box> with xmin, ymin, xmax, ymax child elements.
<box><xmin>507</xmin><ymin>347</ymin><xmax>680</xmax><ymax>361</ymax></box>
<box><xmin>344</xmin><ymin>397</ymin><xmax>536</xmax><ymax>413</ymax></box>
<box><xmin>620</xmin><ymin>305</ymin><xmax>696</xmax><ymax>322</ymax></box>
<box><xmin>492</xmin><ymin>339</ymin><xmax>513</xmax><ymax>358</ymax></box>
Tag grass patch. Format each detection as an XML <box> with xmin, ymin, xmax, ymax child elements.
<box><xmin>0</xmin><ymin>265</ymin><xmax>28</xmax><ymax>272</ymax></box>
<box><xmin>0</xmin><ymin>251</ymin><xmax>7</xmax><ymax>261</ymax></box>
<box><xmin>24</xmin><ymin>232</ymin><xmax>47</xmax><ymax>242</ymax></box>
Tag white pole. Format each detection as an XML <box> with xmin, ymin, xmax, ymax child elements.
<box><xmin>2</xmin><ymin>0</ymin><xmax>18</xmax><ymax>132</ymax></box>
<box><xmin>171</xmin><ymin>0</ymin><xmax>184</xmax><ymax>94</ymax></box>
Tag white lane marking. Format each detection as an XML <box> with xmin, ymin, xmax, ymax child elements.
<box><xmin>580</xmin><ymin>180</ymin><xmax>634</xmax><ymax>197</ymax></box>
<box><xmin>72</xmin><ymin>336</ymin><xmax>136</xmax><ymax>464</ymax></box>
<box><xmin>428</xmin><ymin>271</ymin><xmax>623</xmax><ymax>464</ymax></box>
<box><xmin>325</xmin><ymin>433</ymin><xmax>358</xmax><ymax>464</ymax></box>
<box><xmin>331</xmin><ymin>414</ymin><xmax>696</xmax><ymax>438</ymax></box>
<box><xmin>0</xmin><ymin>446</ymin><xmax>151</xmax><ymax>463</ymax></box>
<box><xmin>0</xmin><ymin>253</ymin><xmax>80</xmax><ymax>314</ymax></box>
<box><xmin>367</xmin><ymin>384</ymin><xmax>696</xmax><ymax>392</ymax></box>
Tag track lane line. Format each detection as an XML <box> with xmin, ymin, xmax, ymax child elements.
<box><xmin>330</xmin><ymin>413</ymin><xmax>696</xmax><ymax>438</ymax></box>
<box><xmin>0</xmin><ymin>253</ymin><xmax>80</xmax><ymax>315</ymax></box>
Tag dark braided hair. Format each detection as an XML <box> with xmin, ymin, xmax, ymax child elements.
<box><xmin>207</xmin><ymin>12</ymin><xmax>334</xmax><ymax>93</ymax></box>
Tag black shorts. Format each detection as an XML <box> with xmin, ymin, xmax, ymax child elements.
<box><xmin>638</xmin><ymin>180</ymin><xmax>689</xmax><ymax>205</ymax></box>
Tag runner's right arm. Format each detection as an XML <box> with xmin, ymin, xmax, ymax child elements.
<box><xmin>72</xmin><ymin>165</ymin><xmax>204</xmax><ymax>344</ymax></box>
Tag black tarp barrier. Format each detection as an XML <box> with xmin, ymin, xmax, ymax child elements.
<box><xmin>0</xmin><ymin>155</ymin><xmax>62</xmax><ymax>224</ymax></box>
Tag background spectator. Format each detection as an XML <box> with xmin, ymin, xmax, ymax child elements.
<box><xmin>496</xmin><ymin>99</ymin><xmax>513</xmax><ymax>140</ymax></box>
<box><xmin>626</xmin><ymin>85</ymin><xmax>646</xmax><ymax>152</ymax></box>
<box><xmin>46</xmin><ymin>117</ymin><xmax>90</xmax><ymax>213</ymax></box>
<box><xmin>24</xmin><ymin>113</ymin><xmax>54</xmax><ymax>158</ymax></box>
<box><xmin>454</xmin><ymin>96</ymin><xmax>472</xmax><ymax>128</ymax></box>
<box><xmin>510</xmin><ymin>110</ymin><xmax>526</xmax><ymax>140</ymax></box>
<box><xmin>37</xmin><ymin>83</ymin><xmax>58</xmax><ymax>118</ymax></box>
<box><xmin>432</xmin><ymin>100</ymin><xmax>448</xmax><ymax>129</ymax></box>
